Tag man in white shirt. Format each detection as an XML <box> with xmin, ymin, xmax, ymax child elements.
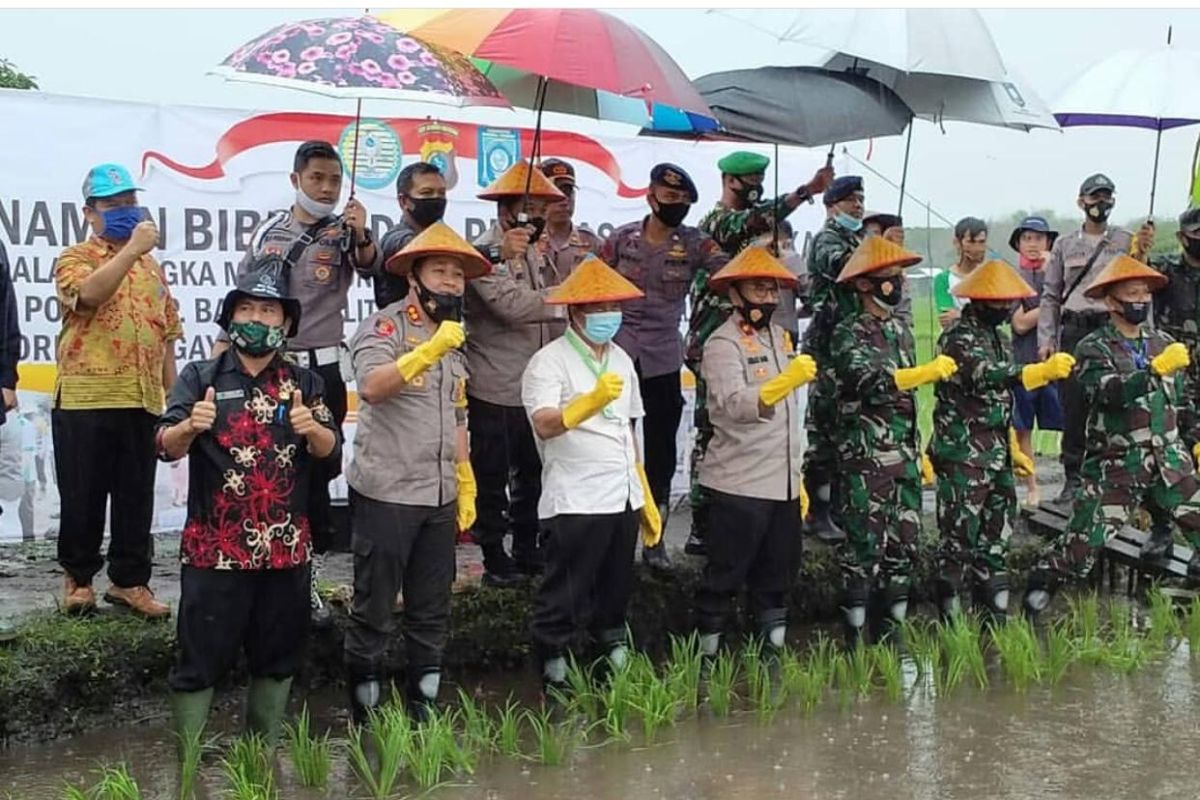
<box><xmin>521</xmin><ymin>255</ymin><xmax>662</xmax><ymax>695</ymax></box>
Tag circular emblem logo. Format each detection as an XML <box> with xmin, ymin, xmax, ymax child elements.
<box><xmin>337</xmin><ymin>119</ymin><xmax>403</xmax><ymax>192</ymax></box>
<box><xmin>486</xmin><ymin>143</ymin><xmax>513</xmax><ymax>175</ymax></box>
<box><xmin>313</xmin><ymin>264</ymin><xmax>333</xmax><ymax>284</ymax></box>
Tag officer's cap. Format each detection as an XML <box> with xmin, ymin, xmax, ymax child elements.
<box><xmin>649</xmin><ymin>163</ymin><xmax>698</xmax><ymax>203</ymax></box>
<box><xmin>1179</xmin><ymin>207</ymin><xmax>1200</xmax><ymax>236</ymax></box>
<box><xmin>823</xmin><ymin>175</ymin><xmax>864</xmax><ymax>207</ymax></box>
<box><xmin>717</xmin><ymin>151</ymin><xmax>769</xmax><ymax>177</ymax></box>
<box><xmin>1079</xmin><ymin>173</ymin><xmax>1116</xmax><ymax>196</ymax></box>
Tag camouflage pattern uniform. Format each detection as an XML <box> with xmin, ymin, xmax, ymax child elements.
<box><xmin>1152</xmin><ymin>252</ymin><xmax>1200</xmax><ymax>450</ymax></box>
<box><xmin>931</xmin><ymin>305</ymin><xmax>1020</xmax><ymax>594</ymax></box>
<box><xmin>686</xmin><ymin>196</ymin><xmax>797</xmax><ymax>537</ymax></box>
<box><xmin>1037</xmin><ymin>322</ymin><xmax>1200</xmax><ymax>580</ymax></box>
<box><xmin>830</xmin><ymin>309</ymin><xmax>922</xmax><ymax>584</ymax></box>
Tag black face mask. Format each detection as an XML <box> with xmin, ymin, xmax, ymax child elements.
<box><xmin>974</xmin><ymin>303</ymin><xmax>1014</xmax><ymax>327</ymax></box>
<box><xmin>869</xmin><ymin>276</ymin><xmax>904</xmax><ymax>309</ymax></box>
<box><xmin>414</xmin><ymin>274</ymin><xmax>464</xmax><ymax>323</ymax></box>
<box><xmin>1183</xmin><ymin>237</ymin><xmax>1200</xmax><ymax>261</ymax></box>
<box><xmin>406</xmin><ymin>196</ymin><xmax>447</xmax><ymax>228</ymax></box>
<box><xmin>652</xmin><ymin>201</ymin><xmax>690</xmax><ymax>229</ymax></box>
<box><xmin>1084</xmin><ymin>200</ymin><xmax>1114</xmax><ymax>224</ymax></box>
<box><xmin>1119</xmin><ymin>300</ymin><xmax>1149</xmax><ymax>325</ymax></box>
<box><xmin>737</xmin><ymin>301</ymin><xmax>777</xmax><ymax>330</ymax></box>
<box><xmin>733</xmin><ymin>179</ymin><xmax>762</xmax><ymax>205</ymax></box>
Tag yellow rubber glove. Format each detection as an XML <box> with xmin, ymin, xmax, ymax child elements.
<box><xmin>921</xmin><ymin>453</ymin><xmax>935</xmax><ymax>486</ymax></box>
<box><xmin>1009</xmin><ymin>428</ymin><xmax>1035</xmax><ymax>478</ymax></box>
<box><xmin>894</xmin><ymin>355</ymin><xmax>958</xmax><ymax>391</ymax></box>
<box><xmin>799</xmin><ymin>481</ymin><xmax>810</xmax><ymax>520</ymax></box>
<box><xmin>395</xmin><ymin>320</ymin><xmax>466</xmax><ymax>383</ymax></box>
<box><xmin>759</xmin><ymin>354</ymin><xmax>818</xmax><ymax>406</ymax></box>
<box><xmin>1193</xmin><ymin>442</ymin><xmax>1200</xmax><ymax>473</ymax></box>
<box><xmin>455</xmin><ymin>461</ymin><xmax>477</xmax><ymax>532</ymax></box>
<box><xmin>1151</xmin><ymin>342</ymin><xmax>1190</xmax><ymax>377</ymax></box>
<box><xmin>562</xmin><ymin>372</ymin><xmax>624</xmax><ymax>429</ymax></box>
<box><xmin>1021</xmin><ymin>352</ymin><xmax>1076</xmax><ymax>391</ymax></box>
<box><xmin>635</xmin><ymin>463</ymin><xmax>662</xmax><ymax>546</ymax></box>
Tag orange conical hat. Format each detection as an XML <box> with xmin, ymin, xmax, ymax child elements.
<box><xmin>836</xmin><ymin>234</ymin><xmax>923</xmax><ymax>283</ymax></box>
<box><xmin>708</xmin><ymin>246</ymin><xmax>798</xmax><ymax>291</ymax></box>
<box><xmin>951</xmin><ymin>260</ymin><xmax>1036</xmax><ymax>301</ymax></box>
<box><xmin>477</xmin><ymin>159</ymin><xmax>566</xmax><ymax>201</ymax></box>
<box><xmin>545</xmin><ymin>255</ymin><xmax>644</xmax><ymax>305</ymax></box>
<box><xmin>1084</xmin><ymin>253</ymin><xmax>1168</xmax><ymax>299</ymax></box>
<box><xmin>385</xmin><ymin>222</ymin><xmax>491</xmax><ymax>280</ymax></box>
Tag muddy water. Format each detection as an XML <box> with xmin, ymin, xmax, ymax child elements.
<box><xmin>4</xmin><ymin>648</ymin><xmax>1200</xmax><ymax>799</ymax></box>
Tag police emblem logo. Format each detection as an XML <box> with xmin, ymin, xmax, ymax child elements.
<box><xmin>411</xmin><ymin>375</ymin><xmax>426</xmax><ymax>388</ymax></box>
<box><xmin>754</xmin><ymin>366</ymin><xmax>769</xmax><ymax>378</ymax></box>
<box><xmin>313</xmin><ymin>264</ymin><xmax>333</xmax><ymax>284</ymax></box>
<box><xmin>337</xmin><ymin>119</ymin><xmax>403</xmax><ymax>192</ymax></box>
<box><xmin>374</xmin><ymin>317</ymin><xmax>397</xmax><ymax>338</ymax></box>
<box><xmin>663</xmin><ymin>169</ymin><xmax>682</xmax><ymax>186</ymax></box>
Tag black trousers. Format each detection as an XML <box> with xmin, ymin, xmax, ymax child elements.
<box><xmin>1059</xmin><ymin>312</ymin><xmax>1108</xmax><ymax>476</ymax></box>
<box><xmin>636</xmin><ymin>366</ymin><xmax>684</xmax><ymax>506</ymax></box>
<box><xmin>695</xmin><ymin>488</ymin><xmax>801</xmax><ymax>633</ymax></box>
<box><xmin>307</xmin><ymin>361</ymin><xmax>347</xmax><ymax>554</ymax></box>
<box><xmin>52</xmin><ymin>408</ymin><xmax>157</xmax><ymax>587</ymax></box>
<box><xmin>343</xmin><ymin>491</ymin><xmax>456</xmax><ymax>674</ymax></box>
<box><xmin>168</xmin><ymin>565</ymin><xmax>309</xmax><ymax>692</ymax></box>
<box><xmin>467</xmin><ymin>395</ymin><xmax>542</xmax><ymax>560</ymax></box>
<box><xmin>531</xmin><ymin>508</ymin><xmax>639</xmax><ymax>655</ymax></box>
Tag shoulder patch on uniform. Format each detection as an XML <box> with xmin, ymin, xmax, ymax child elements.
<box><xmin>374</xmin><ymin>317</ymin><xmax>397</xmax><ymax>338</ymax></box>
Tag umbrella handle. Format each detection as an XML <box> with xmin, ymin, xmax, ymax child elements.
<box><xmin>802</xmin><ymin>148</ymin><xmax>835</xmax><ymax>206</ymax></box>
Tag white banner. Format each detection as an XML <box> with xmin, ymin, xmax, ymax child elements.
<box><xmin>0</xmin><ymin>89</ymin><xmax>825</xmax><ymax>541</ymax></box>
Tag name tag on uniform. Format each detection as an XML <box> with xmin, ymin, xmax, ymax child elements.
<box><xmin>747</xmin><ymin>355</ymin><xmax>769</xmax><ymax>365</ymax></box>
<box><xmin>216</xmin><ymin>389</ymin><xmax>245</xmax><ymax>401</ymax></box>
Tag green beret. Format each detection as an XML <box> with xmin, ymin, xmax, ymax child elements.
<box><xmin>717</xmin><ymin>151</ymin><xmax>769</xmax><ymax>176</ymax></box>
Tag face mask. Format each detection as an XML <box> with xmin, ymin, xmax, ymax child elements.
<box><xmin>582</xmin><ymin>311</ymin><xmax>622</xmax><ymax>344</ymax></box>
<box><xmin>835</xmin><ymin>212</ymin><xmax>863</xmax><ymax>233</ymax></box>
<box><xmin>869</xmin><ymin>276</ymin><xmax>903</xmax><ymax>309</ymax></box>
<box><xmin>1119</xmin><ymin>300</ymin><xmax>1149</xmax><ymax>325</ymax></box>
<box><xmin>414</xmin><ymin>275</ymin><xmax>463</xmax><ymax>323</ymax></box>
<box><xmin>737</xmin><ymin>301</ymin><xmax>777</xmax><ymax>330</ymax></box>
<box><xmin>975</xmin><ymin>303</ymin><xmax>1013</xmax><ymax>327</ymax></box>
<box><xmin>652</xmin><ymin>201</ymin><xmax>690</xmax><ymax>228</ymax></box>
<box><xmin>1018</xmin><ymin>255</ymin><xmax>1044</xmax><ymax>270</ymax></box>
<box><xmin>1183</xmin><ymin>237</ymin><xmax>1200</xmax><ymax>261</ymax></box>
<box><xmin>99</xmin><ymin>206</ymin><xmax>146</xmax><ymax>241</ymax></box>
<box><xmin>295</xmin><ymin>187</ymin><xmax>337</xmax><ymax>219</ymax></box>
<box><xmin>406</xmin><ymin>196</ymin><xmax>447</xmax><ymax>228</ymax></box>
<box><xmin>733</xmin><ymin>180</ymin><xmax>762</xmax><ymax>205</ymax></box>
<box><xmin>1084</xmin><ymin>200</ymin><xmax>1114</xmax><ymax>224</ymax></box>
<box><xmin>228</xmin><ymin>320</ymin><xmax>286</xmax><ymax>357</ymax></box>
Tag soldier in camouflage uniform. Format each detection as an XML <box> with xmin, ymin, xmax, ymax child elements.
<box><xmin>931</xmin><ymin>260</ymin><xmax>1073</xmax><ymax>622</ymax></box>
<box><xmin>801</xmin><ymin>176</ymin><xmax>867</xmax><ymax>542</ymax></box>
<box><xmin>685</xmin><ymin>152</ymin><xmax>833</xmax><ymax>555</ymax></box>
<box><xmin>831</xmin><ymin>236</ymin><xmax>957</xmax><ymax>644</ymax></box>
<box><xmin>1026</xmin><ymin>255</ymin><xmax>1200</xmax><ymax>615</ymax></box>
<box><xmin>1152</xmin><ymin>207</ymin><xmax>1200</xmax><ymax>451</ymax></box>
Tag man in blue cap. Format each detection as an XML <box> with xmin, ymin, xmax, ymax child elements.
<box><xmin>1009</xmin><ymin>215</ymin><xmax>1061</xmax><ymax>507</ymax></box>
<box><xmin>799</xmin><ymin>175</ymin><xmax>866</xmax><ymax>543</ymax></box>
<box><xmin>52</xmin><ymin>162</ymin><xmax>183</xmax><ymax>618</ymax></box>
<box><xmin>601</xmin><ymin>163</ymin><xmax>728</xmax><ymax>571</ymax></box>
<box><xmin>682</xmin><ymin>151</ymin><xmax>834</xmax><ymax>556</ymax></box>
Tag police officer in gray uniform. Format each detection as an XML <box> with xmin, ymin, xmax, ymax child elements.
<box><xmin>216</xmin><ymin>140</ymin><xmax>382</xmax><ymax>620</ymax></box>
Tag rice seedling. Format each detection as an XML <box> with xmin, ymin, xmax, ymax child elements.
<box><xmin>61</xmin><ymin>785</ymin><xmax>89</xmax><ymax>800</ymax></box>
<box><xmin>1144</xmin><ymin>586</ymin><xmax>1182</xmax><ymax>652</ymax></box>
<box><xmin>176</xmin><ymin>725</ymin><xmax>206</xmax><ymax>800</ymax></box>
<box><xmin>830</xmin><ymin>652</ymin><xmax>855</xmax><ymax>711</ymax></box>
<box><xmin>842</xmin><ymin>640</ymin><xmax>876</xmax><ymax>697</ymax></box>
<box><xmin>524</xmin><ymin>706</ymin><xmax>577</xmax><ymax>766</ymax></box>
<box><xmin>781</xmin><ymin>650</ymin><xmax>826</xmax><ymax>714</ymax></box>
<box><xmin>221</xmin><ymin>734</ymin><xmax>277</xmax><ymax>800</ymax></box>
<box><xmin>1067</xmin><ymin>594</ymin><xmax>1104</xmax><ymax>665</ymax></box>
<box><xmin>937</xmin><ymin>613</ymin><xmax>988</xmax><ymax>693</ymax></box>
<box><xmin>991</xmin><ymin>616</ymin><xmax>1043</xmax><ymax>690</ymax></box>
<box><xmin>405</xmin><ymin>707</ymin><xmax>472</xmax><ymax>788</ymax></box>
<box><xmin>806</xmin><ymin>634</ymin><xmax>839</xmax><ymax>689</ymax></box>
<box><xmin>495</xmin><ymin>695</ymin><xmax>525</xmax><ymax>759</ymax></box>
<box><xmin>345</xmin><ymin>703</ymin><xmax>411</xmax><ymax>800</ymax></box>
<box><xmin>1101</xmin><ymin>601</ymin><xmax>1147</xmax><ymax>674</ymax></box>
<box><xmin>456</xmin><ymin>688</ymin><xmax>497</xmax><ymax>757</ymax></box>
<box><xmin>598</xmin><ymin>658</ymin><xmax>637</xmax><ymax>743</ymax></box>
<box><xmin>665</xmin><ymin>633</ymin><xmax>703</xmax><ymax>713</ymax></box>
<box><xmin>628</xmin><ymin>666</ymin><xmax>681</xmax><ymax>744</ymax></box>
<box><xmin>1042</xmin><ymin>618</ymin><xmax>1077</xmax><ymax>685</ymax></box>
<box><xmin>562</xmin><ymin>655</ymin><xmax>602</xmax><ymax>722</ymax></box>
<box><xmin>741</xmin><ymin>640</ymin><xmax>766</xmax><ymax>705</ymax></box>
<box><xmin>283</xmin><ymin>704</ymin><xmax>332</xmax><ymax>790</ymax></box>
<box><xmin>900</xmin><ymin>618</ymin><xmax>941</xmax><ymax>677</ymax></box>
<box><xmin>871</xmin><ymin>643</ymin><xmax>905</xmax><ymax>702</ymax></box>
<box><xmin>704</xmin><ymin>648</ymin><xmax>739</xmax><ymax>718</ymax></box>
<box><xmin>1186</xmin><ymin>596</ymin><xmax>1200</xmax><ymax>654</ymax></box>
<box><xmin>90</xmin><ymin>764</ymin><xmax>144</xmax><ymax>800</ymax></box>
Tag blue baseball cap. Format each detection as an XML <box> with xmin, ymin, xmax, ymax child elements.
<box><xmin>81</xmin><ymin>163</ymin><xmax>142</xmax><ymax>201</ymax></box>
<box><xmin>1008</xmin><ymin>215</ymin><xmax>1059</xmax><ymax>252</ymax></box>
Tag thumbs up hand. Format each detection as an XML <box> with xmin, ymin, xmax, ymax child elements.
<box><xmin>189</xmin><ymin>387</ymin><xmax>217</xmax><ymax>433</ymax></box>
<box><xmin>288</xmin><ymin>389</ymin><xmax>320</xmax><ymax>437</ymax></box>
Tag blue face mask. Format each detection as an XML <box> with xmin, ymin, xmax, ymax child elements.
<box><xmin>835</xmin><ymin>212</ymin><xmax>863</xmax><ymax>233</ymax></box>
<box><xmin>583</xmin><ymin>311</ymin><xmax>622</xmax><ymax>344</ymax></box>
<box><xmin>100</xmin><ymin>206</ymin><xmax>146</xmax><ymax>241</ymax></box>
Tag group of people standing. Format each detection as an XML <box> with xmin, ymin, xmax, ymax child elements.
<box><xmin>30</xmin><ymin>141</ymin><xmax>1200</xmax><ymax>750</ymax></box>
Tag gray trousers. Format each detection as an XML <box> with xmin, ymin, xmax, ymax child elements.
<box><xmin>343</xmin><ymin>491</ymin><xmax>456</xmax><ymax>675</ymax></box>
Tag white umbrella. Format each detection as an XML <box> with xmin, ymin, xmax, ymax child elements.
<box><xmin>1053</xmin><ymin>29</ymin><xmax>1200</xmax><ymax>214</ymax></box>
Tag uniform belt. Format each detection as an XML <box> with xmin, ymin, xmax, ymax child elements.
<box><xmin>286</xmin><ymin>345</ymin><xmax>341</xmax><ymax>368</ymax></box>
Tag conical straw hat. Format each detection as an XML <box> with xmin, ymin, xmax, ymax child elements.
<box><xmin>477</xmin><ymin>159</ymin><xmax>566</xmax><ymax>201</ymax></box>
<box><xmin>545</xmin><ymin>255</ymin><xmax>644</xmax><ymax>305</ymax></box>
<box><xmin>836</xmin><ymin>235</ymin><xmax>923</xmax><ymax>283</ymax></box>
<box><xmin>385</xmin><ymin>221</ymin><xmax>491</xmax><ymax>280</ymax></box>
<box><xmin>951</xmin><ymin>260</ymin><xmax>1036</xmax><ymax>301</ymax></box>
<box><xmin>708</xmin><ymin>246</ymin><xmax>798</xmax><ymax>291</ymax></box>
<box><xmin>1083</xmin><ymin>253</ymin><xmax>1168</xmax><ymax>299</ymax></box>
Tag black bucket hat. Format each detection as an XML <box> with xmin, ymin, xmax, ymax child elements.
<box><xmin>217</xmin><ymin>254</ymin><xmax>302</xmax><ymax>338</ymax></box>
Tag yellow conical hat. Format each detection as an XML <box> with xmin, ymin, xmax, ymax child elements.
<box><xmin>385</xmin><ymin>221</ymin><xmax>491</xmax><ymax>280</ymax></box>
<box><xmin>951</xmin><ymin>259</ymin><xmax>1036</xmax><ymax>301</ymax></box>
<box><xmin>477</xmin><ymin>159</ymin><xmax>566</xmax><ymax>201</ymax></box>
<box><xmin>1083</xmin><ymin>253</ymin><xmax>1168</xmax><ymax>299</ymax></box>
<box><xmin>836</xmin><ymin>234</ymin><xmax>923</xmax><ymax>283</ymax></box>
<box><xmin>708</xmin><ymin>246</ymin><xmax>798</xmax><ymax>291</ymax></box>
<box><xmin>545</xmin><ymin>255</ymin><xmax>644</xmax><ymax>305</ymax></box>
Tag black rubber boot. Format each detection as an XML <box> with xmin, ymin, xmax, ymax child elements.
<box><xmin>685</xmin><ymin>498</ymin><xmax>708</xmax><ymax>556</ymax></box>
<box><xmin>841</xmin><ymin>577</ymin><xmax>871</xmax><ymax>649</ymax></box>
<box><xmin>592</xmin><ymin>627</ymin><xmax>630</xmax><ymax>685</ymax></box>
<box><xmin>802</xmin><ymin>476</ymin><xmax>846</xmax><ymax>543</ymax></box>
<box><xmin>347</xmin><ymin>667</ymin><xmax>384</xmax><ymax>726</ymax></box>
<box><xmin>1022</xmin><ymin>569</ymin><xmax>1056</xmax><ymax>622</ymax></box>
<box><xmin>406</xmin><ymin>668</ymin><xmax>441</xmax><ymax>724</ymax></box>
<box><xmin>932</xmin><ymin>573</ymin><xmax>962</xmax><ymax>623</ymax></box>
<box><xmin>975</xmin><ymin>573</ymin><xmax>1011</xmax><ymax>627</ymax></box>
<box><xmin>1141</xmin><ymin>521</ymin><xmax>1174</xmax><ymax>564</ymax></box>
<box><xmin>642</xmin><ymin>540</ymin><xmax>672</xmax><ymax>572</ymax></box>
<box><xmin>873</xmin><ymin>581</ymin><xmax>909</xmax><ymax>649</ymax></box>
<box><xmin>540</xmin><ymin>652</ymin><xmax>569</xmax><ymax>702</ymax></box>
<box><xmin>481</xmin><ymin>543</ymin><xmax>525</xmax><ymax>589</ymax></box>
<box><xmin>1050</xmin><ymin>472</ymin><xmax>1081</xmax><ymax>511</ymax></box>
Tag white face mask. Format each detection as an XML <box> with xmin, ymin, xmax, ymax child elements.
<box><xmin>295</xmin><ymin>188</ymin><xmax>337</xmax><ymax>219</ymax></box>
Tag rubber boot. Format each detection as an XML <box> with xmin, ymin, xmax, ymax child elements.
<box><xmin>874</xmin><ymin>582</ymin><xmax>909</xmax><ymax>649</ymax></box>
<box><xmin>1141</xmin><ymin>520</ymin><xmax>1174</xmax><ymax>564</ymax></box>
<box><xmin>310</xmin><ymin>554</ymin><xmax>331</xmax><ymax>628</ymax></box>
<box><xmin>758</xmin><ymin>607</ymin><xmax>788</xmax><ymax>681</ymax></box>
<box><xmin>540</xmin><ymin>652</ymin><xmax>569</xmax><ymax>702</ymax></box>
<box><xmin>348</xmin><ymin>669</ymin><xmax>384</xmax><ymax>727</ymax></box>
<box><xmin>975</xmin><ymin>573</ymin><xmax>1011</xmax><ymax>627</ymax></box>
<box><xmin>932</xmin><ymin>573</ymin><xmax>962</xmax><ymax>623</ymax></box>
<box><xmin>1051</xmin><ymin>471</ymin><xmax>1081</xmax><ymax>511</ymax></box>
<box><xmin>642</xmin><ymin>503</ymin><xmax>673</xmax><ymax>574</ymax></box>
<box><xmin>406</xmin><ymin>668</ymin><xmax>441</xmax><ymax>723</ymax></box>
<box><xmin>841</xmin><ymin>577</ymin><xmax>870</xmax><ymax>649</ymax></box>
<box><xmin>170</xmin><ymin>688</ymin><xmax>214</xmax><ymax>760</ymax></box>
<box><xmin>245</xmin><ymin>676</ymin><xmax>293</xmax><ymax>747</ymax></box>
<box><xmin>1022</xmin><ymin>569</ymin><xmax>1055</xmax><ymax>622</ymax></box>
<box><xmin>480</xmin><ymin>543</ymin><xmax>525</xmax><ymax>589</ymax></box>
<box><xmin>685</xmin><ymin>499</ymin><xmax>708</xmax><ymax>556</ymax></box>
<box><xmin>589</xmin><ymin>627</ymin><xmax>630</xmax><ymax>686</ymax></box>
<box><xmin>802</xmin><ymin>478</ymin><xmax>846</xmax><ymax>543</ymax></box>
